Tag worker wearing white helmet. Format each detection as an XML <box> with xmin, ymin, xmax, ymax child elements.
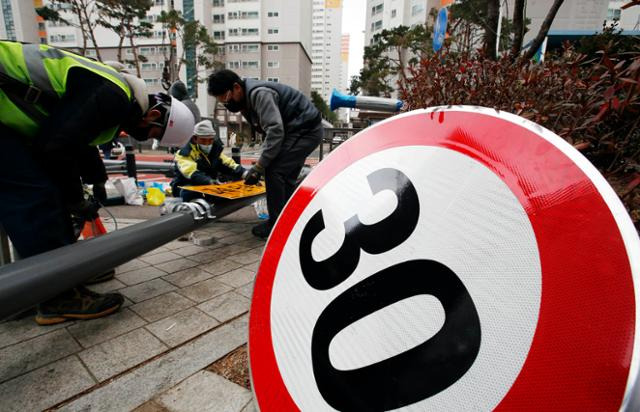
<box><xmin>0</xmin><ymin>40</ymin><xmax>195</xmax><ymax>325</ymax></box>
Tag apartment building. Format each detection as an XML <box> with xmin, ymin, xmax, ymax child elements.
<box><xmin>340</xmin><ymin>34</ymin><xmax>350</xmax><ymax>92</ymax></box>
<box><xmin>364</xmin><ymin>0</ymin><xmax>440</xmax><ymax>47</ymax></box>
<box><xmin>0</xmin><ymin>0</ymin><xmax>41</xmax><ymax>43</ymax></box>
<box><xmin>607</xmin><ymin>0</ymin><xmax>640</xmax><ymax>29</ymax></box>
<box><xmin>311</xmin><ymin>0</ymin><xmax>343</xmax><ymax>104</ymax></box>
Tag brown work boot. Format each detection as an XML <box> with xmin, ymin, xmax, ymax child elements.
<box><xmin>35</xmin><ymin>286</ymin><xmax>124</xmax><ymax>325</ymax></box>
<box><xmin>84</xmin><ymin>269</ymin><xmax>116</xmax><ymax>285</ymax></box>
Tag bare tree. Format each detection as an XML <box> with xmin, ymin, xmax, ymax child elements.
<box><xmin>484</xmin><ymin>0</ymin><xmax>500</xmax><ymax>60</ymax></box>
<box><xmin>510</xmin><ymin>0</ymin><xmax>526</xmax><ymax>57</ymax></box>
<box><xmin>523</xmin><ymin>0</ymin><xmax>565</xmax><ymax>60</ymax></box>
<box><xmin>38</xmin><ymin>0</ymin><xmax>103</xmax><ymax>60</ymax></box>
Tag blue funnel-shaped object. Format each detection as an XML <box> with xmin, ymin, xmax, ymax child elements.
<box><xmin>329</xmin><ymin>89</ymin><xmax>403</xmax><ymax>113</ymax></box>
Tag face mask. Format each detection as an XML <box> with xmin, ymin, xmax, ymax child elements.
<box><xmin>224</xmin><ymin>99</ymin><xmax>244</xmax><ymax>113</ymax></box>
<box><xmin>199</xmin><ymin>144</ymin><xmax>212</xmax><ymax>153</ymax></box>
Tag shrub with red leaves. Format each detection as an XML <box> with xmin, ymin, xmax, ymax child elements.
<box><xmin>399</xmin><ymin>41</ymin><xmax>640</xmax><ymax>229</ymax></box>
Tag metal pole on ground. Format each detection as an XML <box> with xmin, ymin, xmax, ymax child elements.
<box><xmin>0</xmin><ymin>195</ymin><xmax>263</xmax><ymax>320</ymax></box>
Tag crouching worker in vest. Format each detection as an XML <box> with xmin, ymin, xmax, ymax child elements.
<box><xmin>171</xmin><ymin>120</ymin><xmax>247</xmax><ymax>201</ymax></box>
<box><xmin>0</xmin><ymin>41</ymin><xmax>195</xmax><ymax>325</ymax></box>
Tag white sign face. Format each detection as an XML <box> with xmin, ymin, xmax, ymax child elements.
<box><xmin>269</xmin><ymin>145</ymin><xmax>542</xmax><ymax>411</ymax></box>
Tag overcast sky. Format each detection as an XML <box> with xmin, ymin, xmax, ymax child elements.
<box><xmin>341</xmin><ymin>0</ymin><xmax>366</xmax><ymax>81</ymax></box>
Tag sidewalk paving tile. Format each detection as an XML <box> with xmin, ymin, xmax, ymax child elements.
<box><xmin>241</xmin><ymin>400</ymin><xmax>258</xmax><ymax>412</ymax></box>
<box><xmin>139</xmin><ymin>251</ymin><xmax>183</xmax><ymax>265</ymax></box>
<box><xmin>154</xmin><ymin>257</ymin><xmax>200</xmax><ymax>274</ymax></box>
<box><xmin>67</xmin><ymin>308</ymin><xmax>146</xmax><ymax>348</ymax></box>
<box><xmin>0</xmin><ymin>356</ymin><xmax>95</xmax><ymax>412</ymax></box>
<box><xmin>59</xmin><ymin>316</ymin><xmax>249</xmax><ymax>412</ymax></box>
<box><xmin>140</xmin><ymin>246</ymin><xmax>171</xmax><ymax>258</ymax></box>
<box><xmin>188</xmin><ymin>248</ymin><xmax>229</xmax><ymax>264</ymax></box>
<box><xmin>120</xmin><ymin>278</ymin><xmax>177</xmax><ymax>303</ymax></box>
<box><xmin>116</xmin><ymin>258</ymin><xmax>150</xmax><ymax>274</ymax></box>
<box><xmin>130</xmin><ymin>292</ymin><xmax>195</xmax><ymax>322</ymax></box>
<box><xmin>197</xmin><ymin>292</ymin><xmax>250</xmax><ymax>323</ymax></box>
<box><xmin>156</xmin><ymin>370</ymin><xmax>252</xmax><ymax>412</ymax></box>
<box><xmin>87</xmin><ymin>277</ymin><xmax>126</xmax><ymax>294</ymax></box>
<box><xmin>243</xmin><ymin>261</ymin><xmax>260</xmax><ymax>273</ymax></box>
<box><xmin>216</xmin><ymin>268</ymin><xmax>256</xmax><ymax>288</ymax></box>
<box><xmin>145</xmin><ymin>308</ymin><xmax>219</xmax><ymax>347</ymax></box>
<box><xmin>163</xmin><ymin>267</ymin><xmax>215</xmax><ymax>288</ymax></box>
<box><xmin>117</xmin><ymin>266</ymin><xmax>168</xmax><ymax>286</ymax></box>
<box><xmin>235</xmin><ymin>282</ymin><xmax>255</xmax><ymax>300</ymax></box>
<box><xmin>78</xmin><ymin>328</ymin><xmax>167</xmax><ymax>382</ymax></box>
<box><xmin>178</xmin><ymin>278</ymin><xmax>233</xmax><ymax>303</ymax></box>
<box><xmin>163</xmin><ymin>240</ymin><xmax>192</xmax><ymax>250</ymax></box>
<box><xmin>218</xmin><ymin>232</ymin><xmax>256</xmax><ymax>245</ymax></box>
<box><xmin>171</xmin><ymin>244</ymin><xmax>211</xmax><ymax>257</ymax></box>
<box><xmin>214</xmin><ymin>243</ymin><xmax>253</xmax><ymax>257</ymax></box>
<box><xmin>236</xmin><ymin>238</ymin><xmax>266</xmax><ymax>249</ymax></box>
<box><xmin>0</xmin><ymin>329</ymin><xmax>81</xmax><ymax>383</ymax></box>
<box><xmin>0</xmin><ymin>317</ymin><xmax>68</xmax><ymax>349</ymax></box>
<box><xmin>227</xmin><ymin>248</ymin><xmax>263</xmax><ymax>265</ymax></box>
<box><xmin>200</xmin><ymin>258</ymin><xmax>244</xmax><ymax>277</ymax></box>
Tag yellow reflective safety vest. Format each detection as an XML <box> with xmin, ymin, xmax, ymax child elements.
<box><xmin>0</xmin><ymin>41</ymin><xmax>132</xmax><ymax>145</ymax></box>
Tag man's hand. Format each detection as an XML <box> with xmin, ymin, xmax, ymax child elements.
<box><xmin>244</xmin><ymin>164</ymin><xmax>264</xmax><ymax>185</ymax></box>
<box><xmin>68</xmin><ymin>199</ymin><xmax>100</xmax><ymax>221</ymax></box>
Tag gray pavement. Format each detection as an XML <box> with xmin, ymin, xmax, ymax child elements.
<box><xmin>0</xmin><ymin>204</ymin><xmax>265</xmax><ymax>411</ymax></box>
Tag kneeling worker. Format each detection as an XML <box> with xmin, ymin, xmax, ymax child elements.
<box><xmin>171</xmin><ymin>120</ymin><xmax>247</xmax><ymax>201</ymax></box>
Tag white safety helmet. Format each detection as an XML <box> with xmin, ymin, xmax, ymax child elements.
<box><xmin>155</xmin><ymin>96</ymin><xmax>195</xmax><ymax>147</ymax></box>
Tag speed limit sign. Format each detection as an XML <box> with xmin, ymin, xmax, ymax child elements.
<box><xmin>248</xmin><ymin>106</ymin><xmax>639</xmax><ymax>411</ymax></box>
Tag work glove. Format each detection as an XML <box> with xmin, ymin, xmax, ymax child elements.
<box><xmin>244</xmin><ymin>164</ymin><xmax>264</xmax><ymax>185</ymax></box>
<box><xmin>68</xmin><ymin>199</ymin><xmax>100</xmax><ymax>221</ymax></box>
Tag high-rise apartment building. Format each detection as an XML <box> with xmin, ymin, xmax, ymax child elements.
<box><xmin>607</xmin><ymin>0</ymin><xmax>640</xmax><ymax>29</ymax></box>
<box><xmin>311</xmin><ymin>0</ymin><xmax>343</xmax><ymax>104</ymax></box>
<box><xmin>340</xmin><ymin>34</ymin><xmax>350</xmax><ymax>92</ymax></box>
<box><xmin>0</xmin><ymin>0</ymin><xmax>41</xmax><ymax>43</ymax></box>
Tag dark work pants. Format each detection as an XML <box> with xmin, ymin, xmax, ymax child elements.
<box><xmin>0</xmin><ymin>126</ymin><xmax>75</xmax><ymax>258</ymax></box>
<box><xmin>264</xmin><ymin>124</ymin><xmax>323</xmax><ymax>228</ymax></box>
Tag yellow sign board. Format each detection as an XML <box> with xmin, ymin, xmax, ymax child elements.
<box><xmin>181</xmin><ymin>181</ymin><xmax>266</xmax><ymax>199</ymax></box>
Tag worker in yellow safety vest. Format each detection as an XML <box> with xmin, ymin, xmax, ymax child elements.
<box><xmin>0</xmin><ymin>40</ymin><xmax>195</xmax><ymax>325</ymax></box>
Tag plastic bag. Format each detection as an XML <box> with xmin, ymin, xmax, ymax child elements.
<box><xmin>113</xmin><ymin>177</ymin><xmax>143</xmax><ymax>206</ymax></box>
<box><xmin>253</xmin><ymin>198</ymin><xmax>269</xmax><ymax>220</ymax></box>
<box><xmin>146</xmin><ymin>187</ymin><xmax>166</xmax><ymax>206</ymax></box>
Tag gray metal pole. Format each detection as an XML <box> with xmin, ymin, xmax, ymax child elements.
<box><xmin>0</xmin><ymin>196</ymin><xmax>261</xmax><ymax>320</ymax></box>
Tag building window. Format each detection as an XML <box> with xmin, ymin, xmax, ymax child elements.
<box><xmin>242</xmin><ymin>28</ymin><xmax>259</xmax><ymax>36</ymax></box>
<box><xmin>242</xmin><ymin>61</ymin><xmax>259</xmax><ymax>69</ymax></box>
<box><xmin>411</xmin><ymin>4</ymin><xmax>424</xmax><ymax>16</ymax></box>
<box><xmin>267</xmin><ymin>45</ymin><xmax>280</xmax><ymax>51</ymax></box>
<box><xmin>49</xmin><ymin>34</ymin><xmax>76</xmax><ymax>43</ymax></box>
<box><xmin>212</xmin><ymin>0</ymin><xmax>224</xmax><ymax>6</ymax></box>
<box><xmin>154</xmin><ymin>0</ymin><xmax>164</xmax><ymax>5</ymax></box>
<box><xmin>371</xmin><ymin>3</ymin><xmax>383</xmax><ymax>15</ymax></box>
<box><xmin>371</xmin><ymin>20</ymin><xmax>382</xmax><ymax>31</ymax></box>
<box><xmin>268</xmin><ymin>28</ymin><xmax>279</xmax><ymax>34</ymax></box>
<box><xmin>228</xmin><ymin>28</ymin><xmax>239</xmax><ymax>36</ymax></box>
<box><xmin>267</xmin><ymin>77</ymin><xmax>279</xmax><ymax>82</ymax></box>
<box><xmin>267</xmin><ymin>61</ymin><xmax>279</xmax><ymax>68</ymax></box>
<box><xmin>607</xmin><ymin>8</ymin><xmax>621</xmax><ymax>20</ymax></box>
<box><xmin>227</xmin><ymin>61</ymin><xmax>240</xmax><ymax>69</ymax></box>
<box><xmin>242</xmin><ymin>44</ymin><xmax>259</xmax><ymax>52</ymax></box>
<box><xmin>213</xmin><ymin>14</ymin><xmax>225</xmax><ymax>23</ymax></box>
<box><xmin>391</xmin><ymin>9</ymin><xmax>397</xmax><ymax>18</ymax></box>
<box><xmin>213</xmin><ymin>31</ymin><xmax>225</xmax><ymax>40</ymax></box>
<box><xmin>228</xmin><ymin>44</ymin><xmax>240</xmax><ymax>52</ymax></box>
<box><xmin>268</xmin><ymin>11</ymin><xmax>279</xmax><ymax>17</ymax></box>
<box><xmin>144</xmin><ymin>78</ymin><xmax>160</xmax><ymax>85</ymax></box>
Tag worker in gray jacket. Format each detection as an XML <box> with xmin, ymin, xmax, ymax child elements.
<box><xmin>208</xmin><ymin>69</ymin><xmax>322</xmax><ymax>238</ymax></box>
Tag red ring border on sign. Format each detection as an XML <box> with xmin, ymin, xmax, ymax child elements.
<box><xmin>249</xmin><ymin>107</ymin><xmax>639</xmax><ymax>411</ymax></box>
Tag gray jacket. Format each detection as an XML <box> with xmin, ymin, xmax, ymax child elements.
<box><xmin>242</xmin><ymin>79</ymin><xmax>321</xmax><ymax>168</ymax></box>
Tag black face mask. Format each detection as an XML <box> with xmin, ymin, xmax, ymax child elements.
<box><xmin>224</xmin><ymin>98</ymin><xmax>244</xmax><ymax>113</ymax></box>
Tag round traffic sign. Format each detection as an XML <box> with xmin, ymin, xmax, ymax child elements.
<box><xmin>249</xmin><ymin>107</ymin><xmax>639</xmax><ymax>411</ymax></box>
<box><xmin>433</xmin><ymin>7</ymin><xmax>448</xmax><ymax>52</ymax></box>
